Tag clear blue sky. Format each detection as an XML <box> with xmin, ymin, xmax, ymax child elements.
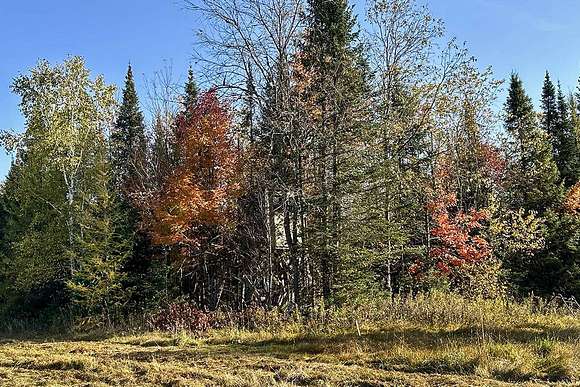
<box><xmin>1</xmin><ymin>0</ymin><xmax>580</xmax><ymax>180</ymax></box>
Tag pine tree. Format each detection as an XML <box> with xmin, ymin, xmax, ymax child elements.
<box><xmin>168</xmin><ymin>67</ymin><xmax>200</xmax><ymax>166</ymax></box>
<box><xmin>504</xmin><ymin>73</ymin><xmax>561</xmax><ymax>212</ymax></box>
<box><xmin>242</xmin><ymin>67</ymin><xmax>256</xmax><ymax>142</ymax></box>
<box><xmin>504</xmin><ymin>74</ymin><xmax>566</xmax><ymax>296</ymax></box>
<box><xmin>67</xmin><ymin>150</ymin><xmax>131</xmax><ymax>326</ymax></box>
<box><xmin>541</xmin><ymin>72</ymin><xmax>558</xmax><ymax>137</ymax></box>
<box><xmin>109</xmin><ymin>64</ymin><xmax>152</xmax><ymax>307</ymax></box>
<box><xmin>110</xmin><ymin>64</ymin><xmax>147</xmax><ymax>192</ymax></box>
<box><xmin>300</xmin><ymin>0</ymin><xmax>368</xmax><ymax>302</ymax></box>
<box><xmin>555</xmin><ymin>83</ymin><xmax>580</xmax><ymax>187</ymax></box>
<box><xmin>184</xmin><ymin>67</ymin><xmax>199</xmax><ymax>113</ymax></box>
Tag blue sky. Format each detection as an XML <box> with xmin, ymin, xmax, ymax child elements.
<box><xmin>1</xmin><ymin>0</ymin><xmax>580</xmax><ymax>180</ymax></box>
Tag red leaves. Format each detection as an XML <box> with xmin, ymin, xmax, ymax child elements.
<box><xmin>148</xmin><ymin>90</ymin><xmax>241</xmax><ymax>253</ymax></box>
<box><xmin>421</xmin><ymin>193</ymin><xmax>491</xmax><ymax>276</ymax></box>
<box><xmin>479</xmin><ymin>143</ymin><xmax>507</xmax><ymax>185</ymax></box>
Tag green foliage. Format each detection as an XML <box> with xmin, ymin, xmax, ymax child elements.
<box><xmin>300</xmin><ymin>0</ymin><xmax>369</xmax><ymax>301</ymax></box>
<box><xmin>109</xmin><ymin>64</ymin><xmax>157</xmax><ymax>314</ymax></box>
<box><xmin>504</xmin><ymin>73</ymin><xmax>562</xmax><ymax>212</ymax></box>
<box><xmin>543</xmin><ymin>73</ymin><xmax>579</xmax><ymax>188</ymax></box>
<box><xmin>489</xmin><ymin>207</ymin><xmax>546</xmax><ymax>295</ymax></box>
<box><xmin>184</xmin><ymin>66</ymin><xmax>198</xmax><ymax>112</ymax></box>
<box><xmin>110</xmin><ymin>64</ymin><xmax>147</xmax><ymax>191</ymax></box>
<box><xmin>537</xmin><ymin>209</ymin><xmax>580</xmax><ymax>298</ymax></box>
<box><xmin>0</xmin><ymin>57</ymin><xmax>117</xmax><ymax>315</ymax></box>
<box><xmin>555</xmin><ymin>83</ymin><xmax>580</xmax><ymax>187</ymax></box>
<box><xmin>541</xmin><ymin>72</ymin><xmax>558</xmax><ymax>140</ymax></box>
<box><xmin>66</xmin><ymin>165</ymin><xmax>132</xmax><ymax>327</ymax></box>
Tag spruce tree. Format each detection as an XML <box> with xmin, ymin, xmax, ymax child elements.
<box><xmin>556</xmin><ymin>83</ymin><xmax>580</xmax><ymax>186</ymax></box>
<box><xmin>300</xmin><ymin>0</ymin><xmax>367</xmax><ymax>302</ymax></box>
<box><xmin>110</xmin><ymin>64</ymin><xmax>147</xmax><ymax>192</ymax></box>
<box><xmin>67</xmin><ymin>149</ymin><xmax>131</xmax><ymax>326</ymax></box>
<box><xmin>541</xmin><ymin>73</ymin><xmax>577</xmax><ymax>186</ymax></box>
<box><xmin>184</xmin><ymin>66</ymin><xmax>199</xmax><ymax>112</ymax></box>
<box><xmin>504</xmin><ymin>73</ymin><xmax>561</xmax><ymax>212</ymax></box>
<box><xmin>109</xmin><ymin>64</ymin><xmax>152</xmax><ymax>306</ymax></box>
<box><xmin>541</xmin><ymin>72</ymin><xmax>558</xmax><ymax>142</ymax></box>
<box><xmin>504</xmin><ymin>74</ymin><xmax>565</xmax><ymax>296</ymax></box>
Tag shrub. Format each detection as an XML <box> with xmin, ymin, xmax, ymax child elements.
<box><xmin>148</xmin><ymin>301</ymin><xmax>212</xmax><ymax>333</ymax></box>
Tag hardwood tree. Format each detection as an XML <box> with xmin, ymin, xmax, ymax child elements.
<box><xmin>147</xmin><ymin>90</ymin><xmax>241</xmax><ymax>308</ymax></box>
<box><xmin>0</xmin><ymin>57</ymin><xmax>120</xmax><ymax>315</ymax></box>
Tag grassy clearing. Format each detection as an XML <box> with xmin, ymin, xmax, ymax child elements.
<box><xmin>0</xmin><ymin>293</ymin><xmax>578</xmax><ymax>386</ymax></box>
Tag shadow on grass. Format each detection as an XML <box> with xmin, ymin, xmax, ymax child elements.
<box><xmin>2</xmin><ymin>321</ymin><xmax>577</xmax><ymax>350</ymax></box>
<box><xmin>100</xmin><ymin>323</ymin><xmax>578</xmax><ymax>382</ymax></box>
<box><xmin>224</xmin><ymin>323</ymin><xmax>580</xmax><ymax>352</ymax></box>
<box><xmin>0</xmin><ymin>329</ymin><xmax>146</xmax><ymax>345</ymax></box>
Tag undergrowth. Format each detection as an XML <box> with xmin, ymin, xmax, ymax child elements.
<box><xmin>0</xmin><ymin>292</ymin><xmax>578</xmax><ymax>386</ymax></box>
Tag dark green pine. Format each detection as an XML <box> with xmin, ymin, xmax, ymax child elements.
<box><xmin>301</xmin><ymin>0</ymin><xmax>359</xmax><ymax>78</ymax></box>
<box><xmin>184</xmin><ymin>67</ymin><xmax>198</xmax><ymax>111</ymax></box>
<box><xmin>504</xmin><ymin>73</ymin><xmax>561</xmax><ymax>212</ymax></box>
<box><xmin>111</xmin><ymin>64</ymin><xmax>147</xmax><ymax>189</ymax></box>
<box><xmin>505</xmin><ymin>73</ymin><xmax>536</xmax><ymax>137</ymax></box>
<box><xmin>541</xmin><ymin>72</ymin><xmax>558</xmax><ymax>138</ymax></box>
<box><xmin>556</xmin><ymin>82</ymin><xmax>580</xmax><ymax>186</ymax></box>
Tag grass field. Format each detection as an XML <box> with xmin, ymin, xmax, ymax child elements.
<box><xmin>0</xmin><ymin>294</ymin><xmax>578</xmax><ymax>386</ymax></box>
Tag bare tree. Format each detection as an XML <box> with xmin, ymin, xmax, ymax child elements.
<box><xmin>184</xmin><ymin>0</ymin><xmax>305</xmax><ymax>307</ymax></box>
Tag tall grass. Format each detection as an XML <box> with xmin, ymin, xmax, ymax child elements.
<box><xmin>206</xmin><ymin>291</ymin><xmax>578</xmax><ymax>339</ymax></box>
<box><xmin>1</xmin><ymin>291</ymin><xmax>578</xmax><ymax>384</ymax></box>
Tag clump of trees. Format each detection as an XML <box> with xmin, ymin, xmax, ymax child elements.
<box><xmin>0</xmin><ymin>0</ymin><xmax>578</xmax><ymax>327</ymax></box>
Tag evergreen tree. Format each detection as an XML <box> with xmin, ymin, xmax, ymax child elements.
<box><xmin>242</xmin><ymin>67</ymin><xmax>256</xmax><ymax>142</ymax></box>
<box><xmin>67</xmin><ymin>142</ymin><xmax>131</xmax><ymax>326</ymax></box>
<box><xmin>168</xmin><ymin>67</ymin><xmax>200</xmax><ymax>166</ymax></box>
<box><xmin>184</xmin><ymin>66</ymin><xmax>199</xmax><ymax>113</ymax></box>
<box><xmin>555</xmin><ymin>83</ymin><xmax>580</xmax><ymax>187</ymax></box>
<box><xmin>300</xmin><ymin>0</ymin><xmax>368</xmax><ymax>302</ymax></box>
<box><xmin>109</xmin><ymin>64</ymin><xmax>153</xmax><ymax>310</ymax></box>
<box><xmin>110</xmin><ymin>64</ymin><xmax>147</xmax><ymax>192</ymax></box>
<box><xmin>503</xmin><ymin>74</ymin><xmax>569</xmax><ymax>296</ymax></box>
<box><xmin>541</xmin><ymin>72</ymin><xmax>558</xmax><ymax>144</ymax></box>
<box><xmin>504</xmin><ymin>73</ymin><xmax>561</xmax><ymax>212</ymax></box>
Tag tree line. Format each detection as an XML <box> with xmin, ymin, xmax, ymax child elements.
<box><xmin>0</xmin><ymin>0</ymin><xmax>578</xmax><ymax>326</ymax></box>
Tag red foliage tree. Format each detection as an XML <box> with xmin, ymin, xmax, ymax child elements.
<box><xmin>148</xmin><ymin>89</ymin><xmax>241</xmax><ymax>254</ymax></box>
<box><xmin>478</xmin><ymin>143</ymin><xmax>507</xmax><ymax>187</ymax></box>
<box><xmin>410</xmin><ymin>193</ymin><xmax>491</xmax><ymax>276</ymax></box>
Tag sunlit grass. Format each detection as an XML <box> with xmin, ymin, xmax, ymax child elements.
<box><xmin>0</xmin><ymin>293</ymin><xmax>578</xmax><ymax>385</ymax></box>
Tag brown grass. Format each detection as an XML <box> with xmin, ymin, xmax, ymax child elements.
<box><xmin>0</xmin><ymin>293</ymin><xmax>578</xmax><ymax>386</ymax></box>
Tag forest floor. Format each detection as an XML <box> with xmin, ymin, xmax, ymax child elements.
<box><xmin>0</xmin><ymin>317</ymin><xmax>579</xmax><ymax>387</ymax></box>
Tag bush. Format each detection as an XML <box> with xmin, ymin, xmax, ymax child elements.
<box><xmin>148</xmin><ymin>302</ymin><xmax>212</xmax><ymax>333</ymax></box>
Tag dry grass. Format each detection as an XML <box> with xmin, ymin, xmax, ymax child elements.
<box><xmin>0</xmin><ymin>294</ymin><xmax>578</xmax><ymax>386</ymax></box>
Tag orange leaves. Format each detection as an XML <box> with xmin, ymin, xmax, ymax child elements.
<box><xmin>423</xmin><ymin>193</ymin><xmax>491</xmax><ymax>276</ymax></box>
<box><xmin>564</xmin><ymin>182</ymin><xmax>580</xmax><ymax>215</ymax></box>
<box><xmin>148</xmin><ymin>90</ymin><xmax>241</xmax><ymax>252</ymax></box>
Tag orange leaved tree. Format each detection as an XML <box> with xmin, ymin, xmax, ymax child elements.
<box><xmin>564</xmin><ymin>181</ymin><xmax>580</xmax><ymax>215</ymax></box>
<box><xmin>148</xmin><ymin>89</ymin><xmax>241</xmax><ymax>269</ymax></box>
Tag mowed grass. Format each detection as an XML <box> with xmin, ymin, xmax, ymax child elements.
<box><xmin>0</xmin><ymin>294</ymin><xmax>578</xmax><ymax>386</ymax></box>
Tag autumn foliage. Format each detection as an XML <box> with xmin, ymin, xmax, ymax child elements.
<box><xmin>410</xmin><ymin>193</ymin><xmax>491</xmax><ymax>276</ymax></box>
<box><xmin>564</xmin><ymin>181</ymin><xmax>580</xmax><ymax>215</ymax></box>
<box><xmin>148</xmin><ymin>90</ymin><xmax>241</xmax><ymax>252</ymax></box>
